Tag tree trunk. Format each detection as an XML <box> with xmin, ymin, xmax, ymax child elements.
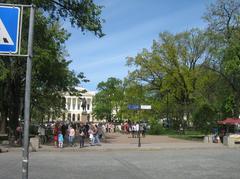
<box><xmin>0</xmin><ymin>113</ymin><xmax>6</xmax><ymax>134</ymax></box>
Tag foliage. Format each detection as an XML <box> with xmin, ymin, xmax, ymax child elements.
<box><xmin>203</xmin><ymin>0</ymin><xmax>240</xmax><ymax>117</ymax></box>
<box><xmin>93</xmin><ymin>77</ymin><xmax>124</xmax><ymax>121</ymax></box>
<box><xmin>148</xmin><ymin>118</ymin><xmax>165</xmax><ymax>135</ymax></box>
<box><xmin>0</xmin><ymin>0</ymin><xmax>104</xmax><ymax>133</ymax></box>
<box><xmin>6</xmin><ymin>0</ymin><xmax>105</xmax><ymax>37</ymax></box>
<box><xmin>193</xmin><ymin>103</ymin><xmax>217</xmax><ymax>135</ymax></box>
<box><xmin>126</xmin><ymin>29</ymin><xmax>208</xmax><ymax>127</ymax></box>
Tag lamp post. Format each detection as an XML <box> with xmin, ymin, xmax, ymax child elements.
<box><xmin>166</xmin><ymin>89</ymin><xmax>170</xmax><ymax>128</ymax></box>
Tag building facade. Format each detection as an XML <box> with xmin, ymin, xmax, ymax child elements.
<box><xmin>63</xmin><ymin>87</ymin><xmax>95</xmax><ymax>123</ymax></box>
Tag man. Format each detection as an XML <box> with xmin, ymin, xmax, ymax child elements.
<box><xmin>79</xmin><ymin>123</ymin><xmax>86</xmax><ymax>148</ymax></box>
<box><xmin>38</xmin><ymin>125</ymin><xmax>46</xmax><ymax>145</ymax></box>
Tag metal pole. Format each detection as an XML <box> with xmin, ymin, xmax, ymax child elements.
<box><xmin>167</xmin><ymin>91</ymin><xmax>169</xmax><ymax>127</ymax></box>
<box><xmin>22</xmin><ymin>5</ymin><xmax>34</xmax><ymax>179</ymax></box>
<box><xmin>138</xmin><ymin>110</ymin><xmax>141</xmax><ymax>147</ymax></box>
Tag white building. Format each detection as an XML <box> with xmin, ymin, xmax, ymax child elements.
<box><xmin>63</xmin><ymin>87</ymin><xmax>96</xmax><ymax>122</ymax></box>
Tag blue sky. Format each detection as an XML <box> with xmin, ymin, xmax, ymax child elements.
<box><xmin>64</xmin><ymin>0</ymin><xmax>215</xmax><ymax>91</ymax></box>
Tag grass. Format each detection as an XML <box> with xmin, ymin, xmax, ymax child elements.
<box><xmin>147</xmin><ymin>128</ymin><xmax>205</xmax><ymax>141</ymax></box>
<box><xmin>168</xmin><ymin>130</ymin><xmax>205</xmax><ymax>141</ymax></box>
<box><xmin>169</xmin><ymin>134</ymin><xmax>204</xmax><ymax>141</ymax></box>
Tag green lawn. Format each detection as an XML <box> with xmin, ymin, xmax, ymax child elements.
<box><xmin>168</xmin><ymin>134</ymin><xmax>204</xmax><ymax>141</ymax></box>
<box><xmin>165</xmin><ymin>129</ymin><xmax>204</xmax><ymax>141</ymax></box>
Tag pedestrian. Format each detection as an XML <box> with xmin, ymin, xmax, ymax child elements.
<box><xmin>93</xmin><ymin>124</ymin><xmax>101</xmax><ymax>146</ymax></box>
<box><xmin>79</xmin><ymin>123</ymin><xmax>86</xmax><ymax>148</ymax></box>
<box><xmin>142</xmin><ymin>125</ymin><xmax>146</xmax><ymax>138</ymax></box>
<box><xmin>53</xmin><ymin>124</ymin><xmax>59</xmax><ymax>147</ymax></box>
<box><xmin>58</xmin><ymin>131</ymin><xmax>64</xmax><ymax>148</ymax></box>
<box><xmin>68</xmin><ymin>126</ymin><xmax>75</xmax><ymax>147</ymax></box>
<box><xmin>38</xmin><ymin>124</ymin><xmax>46</xmax><ymax>145</ymax></box>
<box><xmin>131</xmin><ymin>124</ymin><xmax>136</xmax><ymax>138</ymax></box>
<box><xmin>88</xmin><ymin>126</ymin><xmax>94</xmax><ymax>145</ymax></box>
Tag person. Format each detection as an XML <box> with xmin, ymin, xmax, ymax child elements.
<box><xmin>58</xmin><ymin>131</ymin><xmax>64</xmax><ymax>148</ymax></box>
<box><xmin>135</xmin><ymin>122</ymin><xmax>140</xmax><ymax>137</ymax></box>
<box><xmin>93</xmin><ymin>124</ymin><xmax>101</xmax><ymax>146</ymax></box>
<box><xmin>79</xmin><ymin>123</ymin><xmax>86</xmax><ymax>148</ymax></box>
<box><xmin>131</xmin><ymin>124</ymin><xmax>136</xmax><ymax>138</ymax></box>
<box><xmin>68</xmin><ymin>126</ymin><xmax>75</xmax><ymax>147</ymax></box>
<box><xmin>88</xmin><ymin>126</ymin><xmax>94</xmax><ymax>145</ymax></box>
<box><xmin>15</xmin><ymin>124</ymin><xmax>23</xmax><ymax>146</ymax></box>
<box><xmin>38</xmin><ymin>125</ymin><xmax>46</xmax><ymax>145</ymax></box>
<box><xmin>97</xmin><ymin>124</ymin><xmax>104</xmax><ymax>139</ymax></box>
<box><xmin>53</xmin><ymin>124</ymin><xmax>59</xmax><ymax>147</ymax></box>
<box><xmin>219</xmin><ymin>128</ymin><xmax>225</xmax><ymax>143</ymax></box>
<box><xmin>142</xmin><ymin>124</ymin><xmax>146</xmax><ymax>138</ymax></box>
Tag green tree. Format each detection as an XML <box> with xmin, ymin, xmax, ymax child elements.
<box><xmin>0</xmin><ymin>0</ymin><xmax>104</xmax><ymax>133</ymax></box>
<box><xmin>7</xmin><ymin>0</ymin><xmax>104</xmax><ymax>37</ymax></box>
<box><xmin>126</xmin><ymin>29</ymin><xmax>208</xmax><ymax>129</ymax></box>
<box><xmin>93</xmin><ymin>77</ymin><xmax>124</xmax><ymax>122</ymax></box>
<box><xmin>203</xmin><ymin>0</ymin><xmax>240</xmax><ymax>117</ymax></box>
<box><xmin>193</xmin><ymin>103</ymin><xmax>217</xmax><ymax>135</ymax></box>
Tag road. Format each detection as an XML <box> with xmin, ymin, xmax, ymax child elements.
<box><xmin>1</xmin><ymin>148</ymin><xmax>240</xmax><ymax>179</ymax></box>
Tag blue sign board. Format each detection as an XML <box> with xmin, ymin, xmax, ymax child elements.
<box><xmin>0</xmin><ymin>6</ymin><xmax>20</xmax><ymax>53</ymax></box>
<box><xmin>128</xmin><ymin>104</ymin><xmax>140</xmax><ymax>110</ymax></box>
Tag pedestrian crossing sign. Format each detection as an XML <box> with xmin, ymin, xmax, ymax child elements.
<box><xmin>0</xmin><ymin>6</ymin><xmax>20</xmax><ymax>53</ymax></box>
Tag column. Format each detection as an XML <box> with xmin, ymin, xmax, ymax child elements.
<box><xmin>70</xmin><ymin>98</ymin><xmax>73</xmax><ymax>111</ymax></box>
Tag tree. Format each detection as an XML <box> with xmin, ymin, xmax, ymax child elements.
<box><xmin>126</xmin><ymin>29</ymin><xmax>208</xmax><ymax>129</ymax></box>
<box><xmin>93</xmin><ymin>77</ymin><xmax>124</xmax><ymax>122</ymax></box>
<box><xmin>203</xmin><ymin>0</ymin><xmax>240</xmax><ymax>117</ymax></box>
<box><xmin>193</xmin><ymin>103</ymin><xmax>217</xmax><ymax>135</ymax></box>
<box><xmin>0</xmin><ymin>0</ymin><xmax>104</xmax><ymax>133</ymax></box>
<box><xmin>6</xmin><ymin>0</ymin><xmax>104</xmax><ymax>37</ymax></box>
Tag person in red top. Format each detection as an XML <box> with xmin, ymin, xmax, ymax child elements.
<box><xmin>53</xmin><ymin>124</ymin><xmax>59</xmax><ymax>147</ymax></box>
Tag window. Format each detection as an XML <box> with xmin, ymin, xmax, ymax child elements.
<box><xmin>72</xmin><ymin>114</ymin><xmax>75</xmax><ymax>121</ymax></box>
<box><xmin>67</xmin><ymin>113</ymin><xmax>71</xmax><ymax>120</ymax></box>
<box><xmin>67</xmin><ymin>98</ymin><xmax>71</xmax><ymax>110</ymax></box>
<box><xmin>78</xmin><ymin>98</ymin><xmax>81</xmax><ymax>110</ymax></box>
<box><xmin>72</xmin><ymin>98</ymin><xmax>76</xmax><ymax>110</ymax></box>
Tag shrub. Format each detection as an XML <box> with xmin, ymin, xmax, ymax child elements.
<box><xmin>148</xmin><ymin>119</ymin><xmax>165</xmax><ymax>135</ymax></box>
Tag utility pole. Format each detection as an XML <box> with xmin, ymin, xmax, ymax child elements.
<box><xmin>22</xmin><ymin>5</ymin><xmax>35</xmax><ymax>179</ymax></box>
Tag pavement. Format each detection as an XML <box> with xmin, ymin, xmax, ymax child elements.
<box><xmin>1</xmin><ymin>133</ymin><xmax>240</xmax><ymax>179</ymax></box>
<box><xmin>0</xmin><ymin>133</ymin><xmax>229</xmax><ymax>152</ymax></box>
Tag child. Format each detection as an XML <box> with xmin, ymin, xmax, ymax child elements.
<box><xmin>58</xmin><ymin>131</ymin><xmax>64</xmax><ymax>148</ymax></box>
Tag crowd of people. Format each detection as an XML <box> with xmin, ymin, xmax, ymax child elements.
<box><xmin>38</xmin><ymin>122</ymin><xmax>103</xmax><ymax>148</ymax></box>
<box><xmin>118</xmin><ymin>121</ymin><xmax>147</xmax><ymax>138</ymax></box>
<box><xmin>37</xmin><ymin>121</ymin><xmax>147</xmax><ymax>148</ymax></box>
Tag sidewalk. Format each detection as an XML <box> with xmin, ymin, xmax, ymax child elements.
<box><xmin>1</xmin><ymin>133</ymin><xmax>227</xmax><ymax>153</ymax></box>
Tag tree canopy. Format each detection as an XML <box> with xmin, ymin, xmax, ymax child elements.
<box><xmin>0</xmin><ymin>0</ymin><xmax>104</xmax><ymax>133</ymax></box>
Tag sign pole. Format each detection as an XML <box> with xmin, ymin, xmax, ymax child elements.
<box><xmin>138</xmin><ymin>110</ymin><xmax>141</xmax><ymax>147</ymax></box>
<box><xmin>22</xmin><ymin>5</ymin><xmax>34</xmax><ymax>179</ymax></box>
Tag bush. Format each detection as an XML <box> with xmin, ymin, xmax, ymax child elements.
<box><xmin>148</xmin><ymin>119</ymin><xmax>165</xmax><ymax>135</ymax></box>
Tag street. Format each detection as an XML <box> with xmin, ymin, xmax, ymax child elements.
<box><xmin>1</xmin><ymin>148</ymin><xmax>240</xmax><ymax>179</ymax></box>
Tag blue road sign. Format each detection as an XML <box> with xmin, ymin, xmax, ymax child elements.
<box><xmin>0</xmin><ymin>6</ymin><xmax>20</xmax><ymax>53</ymax></box>
<box><xmin>128</xmin><ymin>104</ymin><xmax>140</xmax><ymax>110</ymax></box>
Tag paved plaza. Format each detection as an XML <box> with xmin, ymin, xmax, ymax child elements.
<box><xmin>1</xmin><ymin>133</ymin><xmax>240</xmax><ymax>179</ymax></box>
<box><xmin>1</xmin><ymin>148</ymin><xmax>240</xmax><ymax>179</ymax></box>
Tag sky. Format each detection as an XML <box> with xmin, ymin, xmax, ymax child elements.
<box><xmin>64</xmin><ymin>0</ymin><xmax>215</xmax><ymax>91</ymax></box>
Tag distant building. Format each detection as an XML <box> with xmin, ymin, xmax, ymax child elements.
<box><xmin>62</xmin><ymin>87</ymin><xmax>96</xmax><ymax>123</ymax></box>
